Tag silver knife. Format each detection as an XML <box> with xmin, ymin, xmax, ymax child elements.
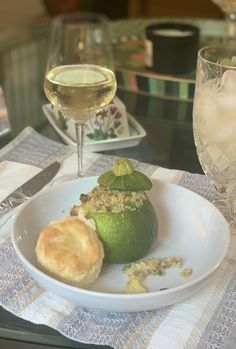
<box><xmin>0</xmin><ymin>161</ymin><xmax>60</xmax><ymax>216</ymax></box>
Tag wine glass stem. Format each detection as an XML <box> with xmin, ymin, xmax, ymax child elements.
<box><xmin>74</xmin><ymin>122</ymin><xmax>84</xmax><ymax>177</ymax></box>
<box><xmin>226</xmin><ymin>13</ymin><xmax>236</xmax><ymax>45</ymax></box>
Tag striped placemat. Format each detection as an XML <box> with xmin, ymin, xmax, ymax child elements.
<box><xmin>1</xmin><ymin>127</ymin><xmax>236</xmax><ymax>349</ymax></box>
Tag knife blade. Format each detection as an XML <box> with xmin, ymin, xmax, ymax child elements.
<box><xmin>0</xmin><ymin>161</ymin><xmax>60</xmax><ymax>216</ymax></box>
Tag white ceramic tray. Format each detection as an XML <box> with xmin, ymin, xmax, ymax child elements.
<box><xmin>43</xmin><ymin>104</ymin><xmax>146</xmax><ymax>152</ymax></box>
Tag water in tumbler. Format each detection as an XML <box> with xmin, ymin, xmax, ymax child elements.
<box><xmin>193</xmin><ymin>70</ymin><xmax>236</xmax><ymax>189</ymax></box>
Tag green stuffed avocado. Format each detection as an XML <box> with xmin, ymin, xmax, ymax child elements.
<box><xmin>89</xmin><ymin>200</ymin><xmax>157</xmax><ymax>263</ymax></box>
<box><xmin>78</xmin><ymin>158</ymin><xmax>158</xmax><ymax>263</ymax></box>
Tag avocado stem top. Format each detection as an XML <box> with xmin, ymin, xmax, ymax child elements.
<box><xmin>112</xmin><ymin>158</ymin><xmax>134</xmax><ymax>176</ymax></box>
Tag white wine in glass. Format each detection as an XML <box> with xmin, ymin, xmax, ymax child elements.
<box><xmin>44</xmin><ymin>12</ymin><xmax>117</xmax><ymax>178</ymax></box>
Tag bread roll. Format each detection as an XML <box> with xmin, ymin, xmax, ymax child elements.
<box><xmin>35</xmin><ymin>217</ymin><xmax>104</xmax><ymax>287</ymax></box>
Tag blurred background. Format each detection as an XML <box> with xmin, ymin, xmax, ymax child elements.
<box><xmin>0</xmin><ymin>0</ymin><xmax>227</xmax><ymax>169</ymax></box>
<box><xmin>0</xmin><ymin>0</ymin><xmax>224</xmax><ymax>30</ymax></box>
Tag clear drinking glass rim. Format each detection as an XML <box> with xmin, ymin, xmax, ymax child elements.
<box><xmin>198</xmin><ymin>45</ymin><xmax>236</xmax><ymax>69</ymax></box>
<box><xmin>53</xmin><ymin>11</ymin><xmax>110</xmax><ymax>27</ymax></box>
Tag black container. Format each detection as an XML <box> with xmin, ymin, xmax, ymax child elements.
<box><xmin>145</xmin><ymin>22</ymin><xmax>199</xmax><ymax>74</ymax></box>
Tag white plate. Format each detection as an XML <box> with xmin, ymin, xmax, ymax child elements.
<box><xmin>43</xmin><ymin>104</ymin><xmax>146</xmax><ymax>152</ymax></box>
<box><xmin>11</xmin><ymin>177</ymin><xmax>230</xmax><ymax>312</ymax></box>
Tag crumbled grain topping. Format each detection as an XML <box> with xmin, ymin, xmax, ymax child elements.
<box><xmin>123</xmin><ymin>257</ymin><xmax>182</xmax><ymax>280</ymax></box>
<box><xmin>80</xmin><ymin>186</ymin><xmax>147</xmax><ymax>213</ymax></box>
<box><xmin>179</xmin><ymin>268</ymin><xmax>192</xmax><ymax>279</ymax></box>
<box><xmin>123</xmin><ymin>257</ymin><xmax>192</xmax><ymax>294</ymax></box>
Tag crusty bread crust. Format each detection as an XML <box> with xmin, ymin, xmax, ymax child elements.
<box><xmin>35</xmin><ymin>217</ymin><xmax>104</xmax><ymax>287</ymax></box>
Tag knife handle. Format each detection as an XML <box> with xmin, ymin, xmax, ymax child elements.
<box><xmin>0</xmin><ymin>190</ymin><xmax>26</xmax><ymax>216</ymax></box>
<box><xmin>0</xmin><ymin>200</ymin><xmax>12</xmax><ymax>216</ymax></box>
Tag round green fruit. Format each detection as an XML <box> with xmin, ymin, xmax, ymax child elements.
<box><xmin>88</xmin><ymin>200</ymin><xmax>158</xmax><ymax>263</ymax></box>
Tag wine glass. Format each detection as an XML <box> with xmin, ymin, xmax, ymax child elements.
<box><xmin>193</xmin><ymin>45</ymin><xmax>236</xmax><ymax>224</ymax></box>
<box><xmin>44</xmin><ymin>12</ymin><xmax>117</xmax><ymax>179</ymax></box>
<box><xmin>211</xmin><ymin>0</ymin><xmax>236</xmax><ymax>45</ymax></box>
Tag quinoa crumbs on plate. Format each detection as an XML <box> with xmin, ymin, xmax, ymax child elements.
<box><xmin>123</xmin><ymin>257</ymin><xmax>192</xmax><ymax>294</ymax></box>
